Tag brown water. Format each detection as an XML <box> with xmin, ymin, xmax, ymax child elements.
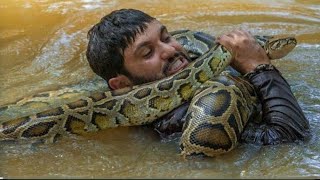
<box><xmin>0</xmin><ymin>0</ymin><xmax>319</xmax><ymax>178</ymax></box>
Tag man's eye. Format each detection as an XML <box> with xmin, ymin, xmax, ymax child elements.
<box><xmin>143</xmin><ymin>49</ymin><xmax>153</xmax><ymax>58</ymax></box>
<box><xmin>163</xmin><ymin>35</ymin><xmax>171</xmax><ymax>43</ymax></box>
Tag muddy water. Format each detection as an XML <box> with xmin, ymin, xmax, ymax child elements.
<box><xmin>0</xmin><ymin>0</ymin><xmax>319</xmax><ymax>178</ymax></box>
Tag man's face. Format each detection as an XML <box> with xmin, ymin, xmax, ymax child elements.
<box><xmin>123</xmin><ymin>20</ymin><xmax>190</xmax><ymax>85</ymax></box>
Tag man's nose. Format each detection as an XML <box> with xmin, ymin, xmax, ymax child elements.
<box><xmin>160</xmin><ymin>43</ymin><xmax>175</xmax><ymax>61</ymax></box>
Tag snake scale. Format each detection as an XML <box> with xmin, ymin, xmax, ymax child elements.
<box><xmin>0</xmin><ymin>30</ymin><xmax>296</xmax><ymax>157</ymax></box>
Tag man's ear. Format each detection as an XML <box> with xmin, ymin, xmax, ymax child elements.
<box><xmin>108</xmin><ymin>75</ymin><xmax>133</xmax><ymax>90</ymax></box>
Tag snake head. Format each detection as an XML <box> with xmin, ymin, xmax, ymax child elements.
<box><xmin>266</xmin><ymin>36</ymin><xmax>297</xmax><ymax>60</ymax></box>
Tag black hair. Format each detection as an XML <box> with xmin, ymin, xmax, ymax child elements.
<box><xmin>86</xmin><ymin>9</ymin><xmax>155</xmax><ymax>84</ymax></box>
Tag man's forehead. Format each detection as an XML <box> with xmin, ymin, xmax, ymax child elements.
<box><xmin>132</xmin><ymin>20</ymin><xmax>166</xmax><ymax>45</ymax></box>
<box><xmin>123</xmin><ymin>20</ymin><xmax>168</xmax><ymax>59</ymax></box>
<box><xmin>128</xmin><ymin>21</ymin><xmax>166</xmax><ymax>51</ymax></box>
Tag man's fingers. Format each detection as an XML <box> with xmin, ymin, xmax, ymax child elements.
<box><xmin>233</xmin><ymin>29</ymin><xmax>243</xmax><ymax>36</ymax></box>
<box><xmin>216</xmin><ymin>29</ymin><xmax>256</xmax><ymax>60</ymax></box>
<box><xmin>216</xmin><ymin>34</ymin><xmax>235</xmax><ymax>57</ymax></box>
<box><xmin>226</xmin><ymin>32</ymin><xmax>235</xmax><ymax>38</ymax></box>
<box><xmin>232</xmin><ymin>29</ymin><xmax>253</xmax><ymax>39</ymax></box>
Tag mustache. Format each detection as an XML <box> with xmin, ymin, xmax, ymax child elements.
<box><xmin>162</xmin><ymin>51</ymin><xmax>189</xmax><ymax>76</ymax></box>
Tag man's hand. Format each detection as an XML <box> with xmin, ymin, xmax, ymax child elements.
<box><xmin>217</xmin><ymin>29</ymin><xmax>271</xmax><ymax>74</ymax></box>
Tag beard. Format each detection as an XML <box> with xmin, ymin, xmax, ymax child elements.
<box><xmin>126</xmin><ymin>72</ymin><xmax>164</xmax><ymax>85</ymax></box>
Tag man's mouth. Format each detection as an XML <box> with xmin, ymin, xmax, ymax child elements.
<box><xmin>164</xmin><ymin>54</ymin><xmax>189</xmax><ymax>76</ymax></box>
<box><xmin>170</xmin><ymin>58</ymin><xmax>183</xmax><ymax>71</ymax></box>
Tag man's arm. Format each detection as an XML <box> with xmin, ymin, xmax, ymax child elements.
<box><xmin>218</xmin><ymin>30</ymin><xmax>311</xmax><ymax>144</ymax></box>
<box><xmin>152</xmin><ymin>102</ymin><xmax>189</xmax><ymax>138</ymax></box>
<box><xmin>153</xmin><ymin>65</ymin><xmax>311</xmax><ymax>144</ymax></box>
<box><xmin>240</xmin><ymin>64</ymin><xmax>311</xmax><ymax>144</ymax></box>
<box><xmin>153</xmin><ymin>30</ymin><xmax>310</xmax><ymax>144</ymax></box>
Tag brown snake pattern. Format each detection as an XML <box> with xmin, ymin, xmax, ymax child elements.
<box><xmin>0</xmin><ymin>30</ymin><xmax>297</xmax><ymax>157</ymax></box>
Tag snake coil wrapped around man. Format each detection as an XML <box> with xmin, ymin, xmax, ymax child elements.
<box><xmin>0</xmin><ymin>30</ymin><xmax>297</xmax><ymax>157</ymax></box>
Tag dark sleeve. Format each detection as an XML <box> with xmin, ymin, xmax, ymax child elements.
<box><xmin>152</xmin><ymin>102</ymin><xmax>189</xmax><ymax>138</ymax></box>
<box><xmin>240</xmin><ymin>64</ymin><xmax>311</xmax><ymax>145</ymax></box>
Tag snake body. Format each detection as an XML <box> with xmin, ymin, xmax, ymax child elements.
<box><xmin>0</xmin><ymin>30</ymin><xmax>296</xmax><ymax>156</ymax></box>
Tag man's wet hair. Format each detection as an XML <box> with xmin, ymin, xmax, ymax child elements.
<box><xmin>86</xmin><ymin>9</ymin><xmax>155</xmax><ymax>85</ymax></box>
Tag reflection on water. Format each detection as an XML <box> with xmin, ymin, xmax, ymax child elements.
<box><xmin>0</xmin><ymin>0</ymin><xmax>319</xmax><ymax>178</ymax></box>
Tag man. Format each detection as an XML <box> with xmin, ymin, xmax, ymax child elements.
<box><xmin>86</xmin><ymin>9</ymin><xmax>310</xmax><ymax>147</ymax></box>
